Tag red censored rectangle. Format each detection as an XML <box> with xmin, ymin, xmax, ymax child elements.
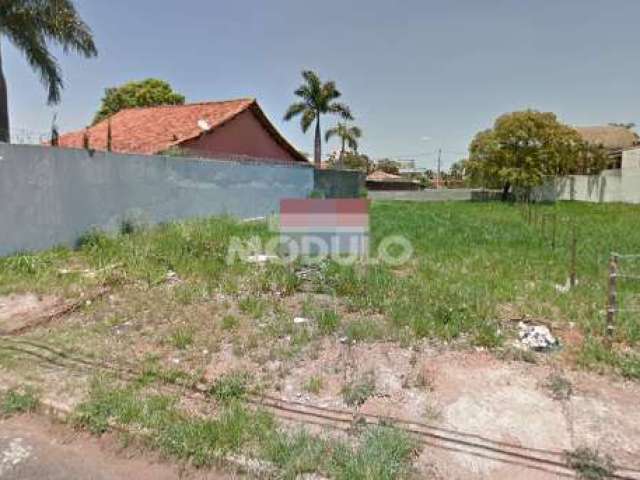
<box><xmin>280</xmin><ymin>199</ymin><xmax>369</xmax><ymax>215</ymax></box>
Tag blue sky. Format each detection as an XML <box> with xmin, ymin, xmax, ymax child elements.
<box><xmin>5</xmin><ymin>0</ymin><xmax>639</xmax><ymax>169</ymax></box>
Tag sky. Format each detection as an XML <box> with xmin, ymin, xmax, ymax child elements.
<box><xmin>4</xmin><ymin>0</ymin><xmax>639</xmax><ymax>169</ymax></box>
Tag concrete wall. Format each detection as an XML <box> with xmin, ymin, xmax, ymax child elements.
<box><xmin>369</xmin><ymin>189</ymin><xmax>476</xmax><ymax>202</ymax></box>
<box><xmin>0</xmin><ymin>144</ymin><xmax>314</xmax><ymax>256</ymax></box>
<box><xmin>622</xmin><ymin>148</ymin><xmax>640</xmax><ymax>170</ymax></box>
<box><xmin>314</xmin><ymin>169</ymin><xmax>365</xmax><ymax>198</ymax></box>
<box><xmin>533</xmin><ymin>168</ymin><xmax>640</xmax><ymax>204</ymax></box>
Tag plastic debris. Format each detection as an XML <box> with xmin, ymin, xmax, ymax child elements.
<box><xmin>245</xmin><ymin>254</ymin><xmax>279</xmax><ymax>264</ymax></box>
<box><xmin>518</xmin><ymin>322</ymin><xmax>559</xmax><ymax>351</ymax></box>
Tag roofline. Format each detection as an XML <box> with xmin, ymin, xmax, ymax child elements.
<box><xmin>59</xmin><ymin>98</ymin><xmax>310</xmax><ymax>164</ymax></box>
<box><xmin>173</xmin><ymin>99</ymin><xmax>309</xmax><ymax>164</ymax></box>
<box><xmin>246</xmin><ymin>102</ymin><xmax>310</xmax><ymax>164</ymax></box>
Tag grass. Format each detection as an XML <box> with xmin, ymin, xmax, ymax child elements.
<box><xmin>577</xmin><ymin>336</ymin><xmax>640</xmax><ymax>380</ymax></box>
<box><xmin>1</xmin><ymin>387</ymin><xmax>39</xmax><ymax>417</ymax></box>
<box><xmin>167</xmin><ymin>326</ymin><xmax>194</xmax><ymax>350</ymax></box>
<box><xmin>221</xmin><ymin>314</ymin><xmax>239</xmax><ymax>331</ymax></box>
<box><xmin>303</xmin><ymin>376</ymin><xmax>324</xmax><ymax>394</ymax></box>
<box><xmin>209</xmin><ymin>372</ymin><xmax>250</xmax><ymax>403</ymax></box>
<box><xmin>1</xmin><ymin>201</ymin><xmax>640</xmax><ymax>378</ymax></box>
<box><xmin>74</xmin><ymin>377</ymin><xmax>418</xmax><ymax>476</ymax></box>
<box><xmin>73</xmin><ymin>377</ymin><xmax>274</xmax><ymax>466</ymax></box>
<box><xmin>316</xmin><ymin>309</ymin><xmax>341</xmax><ymax>335</ymax></box>
<box><xmin>264</xmin><ymin>426</ymin><xmax>417</xmax><ymax>480</ymax></box>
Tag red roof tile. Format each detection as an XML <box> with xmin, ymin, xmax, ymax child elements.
<box><xmin>56</xmin><ymin>98</ymin><xmax>308</xmax><ymax>162</ymax></box>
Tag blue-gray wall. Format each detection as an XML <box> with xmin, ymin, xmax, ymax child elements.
<box><xmin>0</xmin><ymin>144</ymin><xmax>314</xmax><ymax>256</ymax></box>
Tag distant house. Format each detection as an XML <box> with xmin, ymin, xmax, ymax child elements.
<box><xmin>57</xmin><ymin>98</ymin><xmax>309</xmax><ymax>165</ymax></box>
<box><xmin>366</xmin><ymin>170</ymin><xmax>421</xmax><ymax>191</ymax></box>
<box><xmin>575</xmin><ymin>126</ymin><xmax>640</xmax><ymax>169</ymax></box>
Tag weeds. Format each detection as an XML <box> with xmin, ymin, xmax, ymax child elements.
<box><xmin>73</xmin><ymin>377</ymin><xmax>273</xmax><ymax>467</ymax></box>
<box><xmin>209</xmin><ymin>372</ymin><xmax>250</xmax><ymax>403</ymax></box>
<box><xmin>315</xmin><ymin>309</ymin><xmax>340</xmax><ymax>335</ymax></box>
<box><xmin>342</xmin><ymin>373</ymin><xmax>376</xmax><ymax>407</ymax></box>
<box><xmin>239</xmin><ymin>296</ymin><xmax>268</xmax><ymax>319</ymax></box>
<box><xmin>74</xmin><ymin>378</ymin><xmax>418</xmax><ymax>476</ymax></box>
<box><xmin>545</xmin><ymin>373</ymin><xmax>573</xmax><ymax>401</ymax></box>
<box><xmin>303</xmin><ymin>376</ymin><xmax>324</xmax><ymax>394</ymax></box>
<box><xmin>168</xmin><ymin>326</ymin><xmax>194</xmax><ymax>350</ymax></box>
<box><xmin>566</xmin><ymin>447</ymin><xmax>615</xmax><ymax>480</ymax></box>
<box><xmin>1</xmin><ymin>387</ymin><xmax>39</xmax><ymax>417</ymax></box>
<box><xmin>263</xmin><ymin>429</ymin><xmax>328</xmax><ymax>480</ymax></box>
<box><xmin>221</xmin><ymin>314</ymin><xmax>239</xmax><ymax>331</ymax></box>
<box><xmin>329</xmin><ymin>426</ymin><xmax>417</xmax><ymax>480</ymax></box>
<box><xmin>578</xmin><ymin>336</ymin><xmax>640</xmax><ymax>380</ymax></box>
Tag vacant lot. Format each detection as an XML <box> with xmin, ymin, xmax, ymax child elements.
<box><xmin>1</xmin><ymin>200</ymin><xmax>639</xmax><ymax>478</ymax></box>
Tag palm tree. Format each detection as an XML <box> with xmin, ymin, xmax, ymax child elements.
<box><xmin>325</xmin><ymin>122</ymin><xmax>362</xmax><ymax>169</ymax></box>
<box><xmin>284</xmin><ymin>70</ymin><xmax>352</xmax><ymax>168</ymax></box>
<box><xmin>0</xmin><ymin>0</ymin><xmax>97</xmax><ymax>143</ymax></box>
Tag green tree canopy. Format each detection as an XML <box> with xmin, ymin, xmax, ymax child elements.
<box><xmin>0</xmin><ymin>0</ymin><xmax>97</xmax><ymax>142</ymax></box>
<box><xmin>375</xmin><ymin>159</ymin><xmax>401</xmax><ymax>175</ymax></box>
<box><xmin>93</xmin><ymin>78</ymin><xmax>185</xmax><ymax>124</ymax></box>
<box><xmin>327</xmin><ymin>151</ymin><xmax>372</xmax><ymax>172</ymax></box>
<box><xmin>466</xmin><ymin>110</ymin><xmax>607</xmax><ymax>198</ymax></box>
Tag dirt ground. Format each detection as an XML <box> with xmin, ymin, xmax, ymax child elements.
<box><xmin>0</xmin><ymin>294</ymin><xmax>64</xmax><ymax>335</ymax></box>
<box><xmin>260</xmin><ymin>342</ymin><xmax>640</xmax><ymax>479</ymax></box>
<box><xmin>0</xmin><ymin>415</ymin><xmax>239</xmax><ymax>480</ymax></box>
<box><xmin>2</xmin><ymin>288</ymin><xmax>640</xmax><ymax>479</ymax></box>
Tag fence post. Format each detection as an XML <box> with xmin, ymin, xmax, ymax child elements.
<box><xmin>570</xmin><ymin>222</ymin><xmax>577</xmax><ymax>288</ymax></box>
<box><xmin>606</xmin><ymin>254</ymin><xmax>619</xmax><ymax>342</ymax></box>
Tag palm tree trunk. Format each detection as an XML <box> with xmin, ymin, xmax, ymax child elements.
<box><xmin>0</xmin><ymin>40</ymin><xmax>10</xmax><ymax>143</ymax></box>
<box><xmin>338</xmin><ymin>137</ymin><xmax>345</xmax><ymax>170</ymax></box>
<box><xmin>314</xmin><ymin>116</ymin><xmax>321</xmax><ymax>168</ymax></box>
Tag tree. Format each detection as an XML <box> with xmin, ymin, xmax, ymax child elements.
<box><xmin>325</xmin><ymin>122</ymin><xmax>362</xmax><ymax>169</ymax></box>
<box><xmin>449</xmin><ymin>160</ymin><xmax>466</xmax><ymax>179</ymax></box>
<box><xmin>375</xmin><ymin>159</ymin><xmax>401</xmax><ymax>175</ymax></box>
<box><xmin>327</xmin><ymin>151</ymin><xmax>372</xmax><ymax>172</ymax></box>
<box><xmin>466</xmin><ymin>110</ymin><xmax>607</xmax><ymax>200</ymax></box>
<box><xmin>0</xmin><ymin>0</ymin><xmax>97</xmax><ymax>142</ymax></box>
<box><xmin>608</xmin><ymin>122</ymin><xmax>636</xmax><ymax>130</ymax></box>
<box><xmin>93</xmin><ymin>78</ymin><xmax>185</xmax><ymax>124</ymax></box>
<box><xmin>284</xmin><ymin>70</ymin><xmax>353</xmax><ymax>168</ymax></box>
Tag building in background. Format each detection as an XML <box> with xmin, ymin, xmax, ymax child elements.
<box><xmin>575</xmin><ymin>125</ymin><xmax>640</xmax><ymax>169</ymax></box>
<box><xmin>396</xmin><ymin>159</ymin><xmax>425</xmax><ymax>176</ymax></box>
<box><xmin>366</xmin><ymin>170</ymin><xmax>421</xmax><ymax>190</ymax></box>
<box><xmin>56</xmin><ymin>98</ymin><xmax>309</xmax><ymax>165</ymax></box>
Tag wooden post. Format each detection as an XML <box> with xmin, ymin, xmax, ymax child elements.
<box><xmin>606</xmin><ymin>254</ymin><xmax>619</xmax><ymax>342</ymax></box>
<box><xmin>570</xmin><ymin>222</ymin><xmax>577</xmax><ymax>288</ymax></box>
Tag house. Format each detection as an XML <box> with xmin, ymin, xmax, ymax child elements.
<box><xmin>396</xmin><ymin>159</ymin><xmax>425</xmax><ymax>176</ymax></box>
<box><xmin>366</xmin><ymin>170</ymin><xmax>421</xmax><ymax>191</ymax></box>
<box><xmin>575</xmin><ymin>125</ymin><xmax>640</xmax><ymax>169</ymax></box>
<box><xmin>56</xmin><ymin>98</ymin><xmax>309</xmax><ymax>165</ymax></box>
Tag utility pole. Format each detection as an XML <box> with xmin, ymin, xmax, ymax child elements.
<box><xmin>436</xmin><ymin>148</ymin><xmax>442</xmax><ymax>190</ymax></box>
